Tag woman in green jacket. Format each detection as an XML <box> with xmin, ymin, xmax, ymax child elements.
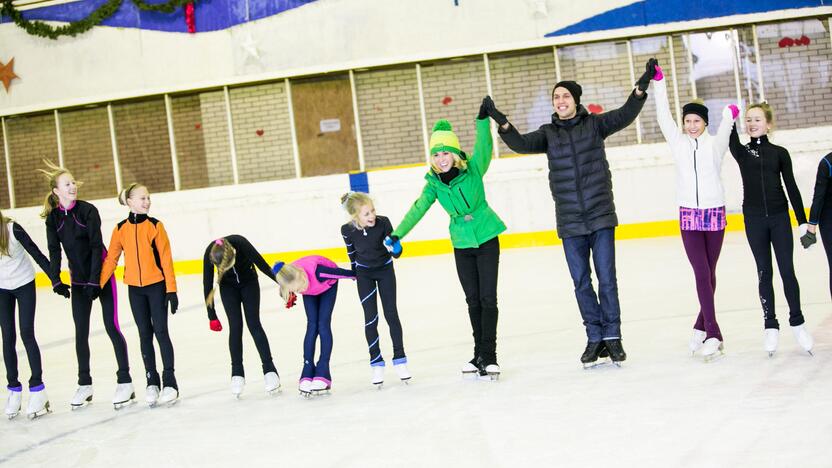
<box><xmin>391</xmin><ymin>96</ymin><xmax>506</xmax><ymax>380</ymax></box>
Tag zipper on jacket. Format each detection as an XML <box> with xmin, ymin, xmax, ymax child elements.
<box><xmin>693</xmin><ymin>139</ymin><xmax>700</xmax><ymax>207</ymax></box>
<box><xmin>566</xmin><ymin>131</ymin><xmax>588</xmax><ymax>225</ymax></box>
<box><xmin>458</xmin><ymin>188</ymin><xmax>471</xmax><ymax>210</ymax></box>
<box><xmin>134</xmin><ymin>218</ymin><xmax>143</xmax><ymax>287</ymax></box>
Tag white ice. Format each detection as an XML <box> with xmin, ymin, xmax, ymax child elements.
<box><xmin>1</xmin><ymin>233</ymin><xmax>830</xmax><ymax>467</ymax></box>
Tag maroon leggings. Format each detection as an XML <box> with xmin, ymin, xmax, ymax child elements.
<box><xmin>681</xmin><ymin>229</ymin><xmax>725</xmax><ymax>340</ymax></box>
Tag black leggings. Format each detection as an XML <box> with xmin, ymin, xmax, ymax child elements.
<box><xmin>819</xmin><ymin>210</ymin><xmax>832</xmax><ymax>301</ymax></box>
<box><xmin>219</xmin><ymin>278</ymin><xmax>276</xmax><ymax>377</ymax></box>
<box><xmin>0</xmin><ymin>281</ymin><xmax>42</xmax><ymax>390</ymax></box>
<box><xmin>71</xmin><ymin>276</ymin><xmax>131</xmax><ymax>385</ymax></box>
<box><xmin>356</xmin><ymin>264</ymin><xmax>405</xmax><ymax>366</ymax></box>
<box><xmin>453</xmin><ymin>236</ymin><xmax>500</xmax><ymax>365</ymax></box>
<box><xmin>128</xmin><ymin>281</ymin><xmax>177</xmax><ymax>389</ymax></box>
<box><xmin>744</xmin><ymin>213</ymin><xmax>804</xmax><ymax>329</ymax></box>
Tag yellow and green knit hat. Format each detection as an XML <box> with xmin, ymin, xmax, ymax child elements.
<box><xmin>429</xmin><ymin>119</ymin><xmax>461</xmax><ymax>156</ymax></box>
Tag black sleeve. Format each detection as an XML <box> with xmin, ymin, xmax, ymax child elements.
<box><xmin>596</xmin><ymin>89</ymin><xmax>647</xmax><ymax>139</ymax></box>
<box><xmin>341</xmin><ymin>224</ymin><xmax>357</xmax><ymax>271</ymax></box>
<box><xmin>779</xmin><ymin>148</ymin><xmax>807</xmax><ymax>225</ymax></box>
<box><xmin>13</xmin><ymin>223</ymin><xmax>57</xmax><ymax>284</ymax></box>
<box><xmin>809</xmin><ymin>155</ymin><xmax>832</xmax><ymax>224</ymax></box>
<box><xmin>44</xmin><ymin>214</ymin><xmax>63</xmax><ymax>284</ymax></box>
<box><xmin>202</xmin><ymin>243</ymin><xmax>217</xmax><ymax>320</ymax></box>
<box><xmin>85</xmin><ymin>205</ymin><xmax>104</xmax><ymax>287</ymax></box>
<box><xmin>235</xmin><ymin>236</ymin><xmax>276</xmax><ymax>283</ymax></box>
<box><xmin>316</xmin><ymin>265</ymin><xmax>356</xmax><ymax>281</ymax></box>
<box><xmin>729</xmin><ymin>124</ymin><xmax>747</xmax><ymax>163</ymax></box>
<box><xmin>497</xmin><ymin>124</ymin><xmax>548</xmax><ymax>154</ymax></box>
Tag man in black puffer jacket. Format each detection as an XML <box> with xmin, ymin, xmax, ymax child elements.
<box><xmin>485</xmin><ymin>58</ymin><xmax>657</xmax><ymax>367</ymax></box>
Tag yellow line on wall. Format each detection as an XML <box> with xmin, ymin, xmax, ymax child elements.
<box><xmin>33</xmin><ymin>211</ymin><xmax>807</xmax><ymax>287</ymax></box>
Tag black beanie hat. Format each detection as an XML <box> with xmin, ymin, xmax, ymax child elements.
<box><xmin>682</xmin><ymin>102</ymin><xmax>709</xmax><ymax>125</ymax></box>
<box><xmin>553</xmin><ymin>81</ymin><xmax>582</xmax><ymax>106</ymax></box>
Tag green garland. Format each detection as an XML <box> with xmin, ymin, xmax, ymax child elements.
<box><xmin>0</xmin><ymin>0</ymin><xmax>195</xmax><ymax>40</ymax></box>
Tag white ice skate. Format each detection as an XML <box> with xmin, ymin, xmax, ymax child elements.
<box><xmin>371</xmin><ymin>365</ymin><xmax>385</xmax><ymax>389</ymax></box>
<box><xmin>158</xmin><ymin>387</ymin><xmax>179</xmax><ymax>406</ymax></box>
<box><xmin>393</xmin><ymin>362</ymin><xmax>411</xmax><ymax>384</ymax></box>
<box><xmin>311</xmin><ymin>378</ymin><xmax>331</xmax><ymax>395</ymax></box>
<box><xmin>26</xmin><ymin>389</ymin><xmax>50</xmax><ymax>420</ymax></box>
<box><xmin>264</xmin><ymin>372</ymin><xmax>281</xmax><ymax>395</ymax></box>
<box><xmin>478</xmin><ymin>364</ymin><xmax>501</xmax><ymax>381</ymax></box>
<box><xmin>298</xmin><ymin>379</ymin><xmax>313</xmax><ymax>398</ymax></box>
<box><xmin>764</xmin><ymin>328</ymin><xmax>779</xmax><ymax>358</ymax></box>
<box><xmin>112</xmin><ymin>383</ymin><xmax>136</xmax><ymax>410</ymax></box>
<box><xmin>791</xmin><ymin>324</ymin><xmax>814</xmax><ymax>356</ymax></box>
<box><xmin>461</xmin><ymin>360</ymin><xmax>479</xmax><ymax>380</ymax></box>
<box><xmin>5</xmin><ymin>389</ymin><xmax>22</xmax><ymax>420</ymax></box>
<box><xmin>689</xmin><ymin>329</ymin><xmax>707</xmax><ymax>356</ymax></box>
<box><xmin>145</xmin><ymin>385</ymin><xmax>160</xmax><ymax>407</ymax></box>
<box><xmin>230</xmin><ymin>376</ymin><xmax>245</xmax><ymax>399</ymax></box>
<box><xmin>70</xmin><ymin>385</ymin><xmax>93</xmax><ymax>410</ymax></box>
<box><xmin>700</xmin><ymin>338</ymin><xmax>724</xmax><ymax>363</ymax></box>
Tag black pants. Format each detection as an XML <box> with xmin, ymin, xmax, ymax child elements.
<box><xmin>819</xmin><ymin>209</ymin><xmax>832</xmax><ymax>301</ymax></box>
<box><xmin>744</xmin><ymin>213</ymin><xmax>804</xmax><ymax>329</ymax></box>
<box><xmin>71</xmin><ymin>277</ymin><xmax>131</xmax><ymax>385</ymax></box>
<box><xmin>128</xmin><ymin>281</ymin><xmax>177</xmax><ymax>389</ymax></box>
<box><xmin>356</xmin><ymin>264</ymin><xmax>405</xmax><ymax>366</ymax></box>
<box><xmin>453</xmin><ymin>236</ymin><xmax>500</xmax><ymax>365</ymax></box>
<box><xmin>219</xmin><ymin>278</ymin><xmax>277</xmax><ymax>377</ymax></box>
<box><xmin>0</xmin><ymin>281</ymin><xmax>42</xmax><ymax>390</ymax></box>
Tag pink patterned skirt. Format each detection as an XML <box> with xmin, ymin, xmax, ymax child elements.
<box><xmin>679</xmin><ymin>206</ymin><xmax>726</xmax><ymax>231</ymax></box>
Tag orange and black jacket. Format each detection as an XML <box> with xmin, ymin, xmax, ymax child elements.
<box><xmin>100</xmin><ymin>213</ymin><xmax>177</xmax><ymax>292</ymax></box>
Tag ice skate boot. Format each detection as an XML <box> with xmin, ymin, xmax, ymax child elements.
<box><xmin>145</xmin><ymin>385</ymin><xmax>160</xmax><ymax>407</ymax></box>
<box><xmin>689</xmin><ymin>329</ymin><xmax>707</xmax><ymax>356</ymax></box>
<box><xmin>791</xmin><ymin>325</ymin><xmax>814</xmax><ymax>356</ymax></box>
<box><xmin>112</xmin><ymin>383</ymin><xmax>136</xmax><ymax>410</ymax></box>
<box><xmin>461</xmin><ymin>357</ymin><xmax>480</xmax><ymax>380</ymax></box>
<box><xmin>264</xmin><ymin>372</ymin><xmax>281</xmax><ymax>395</ymax></box>
<box><xmin>700</xmin><ymin>338</ymin><xmax>724</xmax><ymax>363</ymax></box>
<box><xmin>5</xmin><ymin>388</ymin><xmax>22</xmax><ymax>420</ymax></box>
<box><xmin>26</xmin><ymin>388</ymin><xmax>50</xmax><ymax>420</ymax></box>
<box><xmin>605</xmin><ymin>339</ymin><xmax>626</xmax><ymax>367</ymax></box>
<box><xmin>478</xmin><ymin>363</ymin><xmax>501</xmax><ymax>381</ymax></box>
<box><xmin>581</xmin><ymin>341</ymin><xmax>609</xmax><ymax>369</ymax></box>
<box><xmin>764</xmin><ymin>328</ymin><xmax>779</xmax><ymax>358</ymax></box>
<box><xmin>230</xmin><ymin>376</ymin><xmax>245</xmax><ymax>399</ymax></box>
<box><xmin>311</xmin><ymin>378</ymin><xmax>331</xmax><ymax>395</ymax></box>
<box><xmin>298</xmin><ymin>378</ymin><xmax>313</xmax><ymax>398</ymax></box>
<box><xmin>70</xmin><ymin>385</ymin><xmax>93</xmax><ymax>410</ymax></box>
<box><xmin>393</xmin><ymin>360</ymin><xmax>411</xmax><ymax>384</ymax></box>
<box><xmin>158</xmin><ymin>387</ymin><xmax>179</xmax><ymax>407</ymax></box>
<box><xmin>371</xmin><ymin>365</ymin><xmax>384</xmax><ymax>389</ymax></box>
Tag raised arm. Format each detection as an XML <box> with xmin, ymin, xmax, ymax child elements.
<box><xmin>809</xmin><ymin>155</ymin><xmax>832</xmax><ymax>225</ymax></box>
<box><xmin>391</xmin><ymin>181</ymin><xmax>438</xmax><ymax>240</ymax></box>
<box><xmin>468</xmin><ymin>117</ymin><xmax>494</xmax><ymax>177</ymax></box>
<box><xmin>728</xmin><ymin>124</ymin><xmax>748</xmax><ymax>163</ymax></box>
<box><xmin>652</xmin><ymin>70</ymin><xmax>682</xmax><ymax>146</ymax></box>
<box><xmin>779</xmin><ymin>148</ymin><xmax>807</xmax><ymax>225</ymax></box>
<box><xmin>714</xmin><ymin>105</ymin><xmax>740</xmax><ymax>164</ymax></box>
<box><xmin>597</xmin><ymin>89</ymin><xmax>647</xmax><ymax>139</ymax></box>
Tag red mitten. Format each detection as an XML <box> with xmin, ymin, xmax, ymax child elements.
<box><xmin>286</xmin><ymin>292</ymin><xmax>297</xmax><ymax>309</ymax></box>
<box><xmin>209</xmin><ymin>319</ymin><xmax>223</xmax><ymax>332</ymax></box>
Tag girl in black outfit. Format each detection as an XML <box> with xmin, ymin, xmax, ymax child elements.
<box><xmin>728</xmin><ymin>103</ymin><xmax>813</xmax><ymax>356</ymax></box>
<box><xmin>40</xmin><ymin>162</ymin><xmax>134</xmax><ymax>409</ymax></box>
<box><xmin>340</xmin><ymin>192</ymin><xmax>410</xmax><ymax>387</ymax></box>
<box><xmin>204</xmin><ymin>236</ymin><xmax>281</xmax><ymax>397</ymax></box>
<box><xmin>803</xmin><ymin>152</ymin><xmax>832</xmax><ymax>301</ymax></box>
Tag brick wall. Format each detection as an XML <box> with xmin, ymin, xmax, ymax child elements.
<box><xmin>60</xmin><ymin>106</ymin><xmax>118</xmax><ymax>200</ymax></box>
<box><xmin>421</xmin><ymin>57</ymin><xmax>489</xmax><ymax>154</ymax></box>
<box><xmin>631</xmin><ymin>36</ymin><xmax>677</xmax><ymax>144</ymax></box>
<box><xmin>5</xmin><ymin>113</ymin><xmax>58</xmax><ymax>208</ymax></box>
<box><xmin>171</xmin><ymin>94</ymin><xmax>209</xmax><ymax>190</ymax></box>
<box><xmin>197</xmin><ymin>90</ymin><xmax>235</xmax><ymax>187</ymax></box>
<box><xmin>558</xmin><ymin>41</ymin><xmax>638</xmax><ymax>148</ymax></box>
<box><xmin>229</xmin><ymin>82</ymin><xmax>296</xmax><ymax>183</ymax></box>
<box><xmin>758</xmin><ymin>18</ymin><xmax>832</xmax><ymax>130</ymax></box>
<box><xmin>355</xmin><ymin>66</ymin><xmax>425</xmax><ymax>169</ymax></box>
<box><xmin>0</xmin><ymin>126</ymin><xmax>9</xmax><ymax>209</ymax></box>
<box><xmin>673</xmin><ymin>34</ymin><xmax>696</xmax><ymax>113</ymax></box>
<box><xmin>490</xmin><ymin>49</ymin><xmax>557</xmax><ymax>154</ymax></box>
<box><xmin>112</xmin><ymin>99</ymin><xmax>175</xmax><ymax>194</ymax></box>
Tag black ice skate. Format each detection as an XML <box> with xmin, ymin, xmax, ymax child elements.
<box><xmin>581</xmin><ymin>341</ymin><xmax>609</xmax><ymax>369</ymax></box>
<box><xmin>604</xmin><ymin>339</ymin><xmax>626</xmax><ymax>367</ymax></box>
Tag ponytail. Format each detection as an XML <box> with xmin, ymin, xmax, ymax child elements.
<box><xmin>205</xmin><ymin>238</ymin><xmax>236</xmax><ymax>308</ymax></box>
<box><xmin>118</xmin><ymin>182</ymin><xmax>142</xmax><ymax>206</ymax></box>
<box><xmin>0</xmin><ymin>210</ymin><xmax>10</xmax><ymax>257</ymax></box>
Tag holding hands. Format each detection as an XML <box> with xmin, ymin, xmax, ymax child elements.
<box><xmin>478</xmin><ymin>96</ymin><xmax>508</xmax><ymax>126</ymax></box>
<box><xmin>636</xmin><ymin>58</ymin><xmax>659</xmax><ymax>92</ymax></box>
<box><xmin>53</xmin><ymin>282</ymin><xmax>70</xmax><ymax>299</ymax></box>
<box><xmin>384</xmin><ymin>235</ymin><xmax>403</xmax><ymax>258</ymax></box>
<box><xmin>800</xmin><ymin>224</ymin><xmax>817</xmax><ymax>249</ymax></box>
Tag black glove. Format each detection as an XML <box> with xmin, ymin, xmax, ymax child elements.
<box><xmin>478</xmin><ymin>96</ymin><xmax>508</xmax><ymax>126</ymax></box>
<box><xmin>166</xmin><ymin>292</ymin><xmax>179</xmax><ymax>315</ymax></box>
<box><xmin>800</xmin><ymin>231</ymin><xmax>817</xmax><ymax>249</ymax></box>
<box><xmin>636</xmin><ymin>58</ymin><xmax>658</xmax><ymax>92</ymax></box>
<box><xmin>53</xmin><ymin>283</ymin><xmax>70</xmax><ymax>299</ymax></box>
<box><xmin>84</xmin><ymin>285</ymin><xmax>101</xmax><ymax>301</ymax></box>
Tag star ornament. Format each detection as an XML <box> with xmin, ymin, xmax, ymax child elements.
<box><xmin>0</xmin><ymin>58</ymin><xmax>19</xmax><ymax>93</ymax></box>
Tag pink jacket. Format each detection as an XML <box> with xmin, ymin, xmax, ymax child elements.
<box><xmin>293</xmin><ymin>255</ymin><xmax>353</xmax><ymax>296</ymax></box>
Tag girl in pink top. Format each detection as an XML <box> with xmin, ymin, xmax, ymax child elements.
<box><xmin>272</xmin><ymin>256</ymin><xmax>354</xmax><ymax>396</ymax></box>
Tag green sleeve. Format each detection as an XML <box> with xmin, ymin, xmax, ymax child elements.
<box><xmin>468</xmin><ymin>118</ymin><xmax>494</xmax><ymax>176</ymax></box>
<box><xmin>392</xmin><ymin>181</ymin><xmax>438</xmax><ymax>239</ymax></box>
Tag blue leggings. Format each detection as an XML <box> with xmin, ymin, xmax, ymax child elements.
<box><xmin>301</xmin><ymin>283</ymin><xmax>338</xmax><ymax>381</ymax></box>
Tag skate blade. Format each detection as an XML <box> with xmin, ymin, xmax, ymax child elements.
<box><xmin>703</xmin><ymin>352</ymin><xmax>725</xmax><ymax>363</ymax></box>
<box><xmin>7</xmin><ymin>413</ymin><xmax>19</xmax><ymax>420</ymax></box>
<box><xmin>160</xmin><ymin>397</ymin><xmax>180</xmax><ymax>407</ymax></box>
<box><xmin>766</xmin><ymin>351</ymin><xmax>776</xmax><ymax>358</ymax></box>
<box><xmin>582</xmin><ymin>358</ymin><xmax>611</xmax><ymax>370</ymax></box>
<box><xmin>400</xmin><ymin>377</ymin><xmax>411</xmax><ymax>385</ymax></box>
<box><xmin>477</xmin><ymin>373</ymin><xmax>500</xmax><ymax>382</ymax></box>
<box><xmin>232</xmin><ymin>394</ymin><xmax>242</xmax><ymax>400</ymax></box>
<box><xmin>373</xmin><ymin>382</ymin><xmax>384</xmax><ymax>390</ymax></box>
<box><xmin>27</xmin><ymin>402</ymin><xmax>51</xmax><ymax>420</ymax></box>
<box><xmin>265</xmin><ymin>386</ymin><xmax>282</xmax><ymax>396</ymax></box>
<box><xmin>113</xmin><ymin>398</ymin><xmax>137</xmax><ymax>410</ymax></box>
<box><xmin>461</xmin><ymin>371</ymin><xmax>479</xmax><ymax>381</ymax></box>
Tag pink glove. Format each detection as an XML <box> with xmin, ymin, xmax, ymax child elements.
<box><xmin>653</xmin><ymin>64</ymin><xmax>664</xmax><ymax>81</ymax></box>
<box><xmin>728</xmin><ymin>104</ymin><xmax>739</xmax><ymax>120</ymax></box>
<box><xmin>209</xmin><ymin>319</ymin><xmax>222</xmax><ymax>332</ymax></box>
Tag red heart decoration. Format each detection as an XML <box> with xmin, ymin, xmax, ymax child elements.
<box><xmin>587</xmin><ymin>104</ymin><xmax>604</xmax><ymax>114</ymax></box>
<box><xmin>798</xmin><ymin>35</ymin><xmax>811</xmax><ymax>46</ymax></box>
<box><xmin>256</xmin><ymin>129</ymin><xmax>264</xmax><ymax>136</ymax></box>
<box><xmin>441</xmin><ymin>96</ymin><xmax>453</xmax><ymax>105</ymax></box>
<box><xmin>779</xmin><ymin>37</ymin><xmax>795</xmax><ymax>48</ymax></box>
<box><xmin>194</xmin><ymin>123</ymin><xmax>202</xmax><ymax>130</ymax></box>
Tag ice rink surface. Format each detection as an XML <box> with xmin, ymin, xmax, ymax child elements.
<box><xmin>1</xmin><ymin>233</ymin><xmax>830</xmax><ymax>468</ymax></box>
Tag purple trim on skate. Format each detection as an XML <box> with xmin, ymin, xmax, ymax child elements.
<box><xmin>298</xmin><ymin>377</ymin><xmax>313</xmax><ymax>383</ymax></box>
<box><xmin>370</xmin><ymin>358</ymin><xmax>385</xmax><ymax>367</ymax></box>
<box><xmin>29</xmin><ymin>384</ymin><xmax>45</xmax><ymax>392</ymax></box>
<box><xmin>392</xmin><ymin>357</ymin><xmax>408</xmax><ymax>365</ymax></box>
<box><xmin>679</xmin><ymin>206</ymin><xmax>726</xmax><ymax>231</ymax></box>
<box><xmin>312</xmin><ymin>377</ymin><xmax>331</xmax><ymax>386</ymax></box>
<box><xmin>7</xmin><ymin>385</ymin><xmax>22</xmax><ymax>392</ymax></box>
